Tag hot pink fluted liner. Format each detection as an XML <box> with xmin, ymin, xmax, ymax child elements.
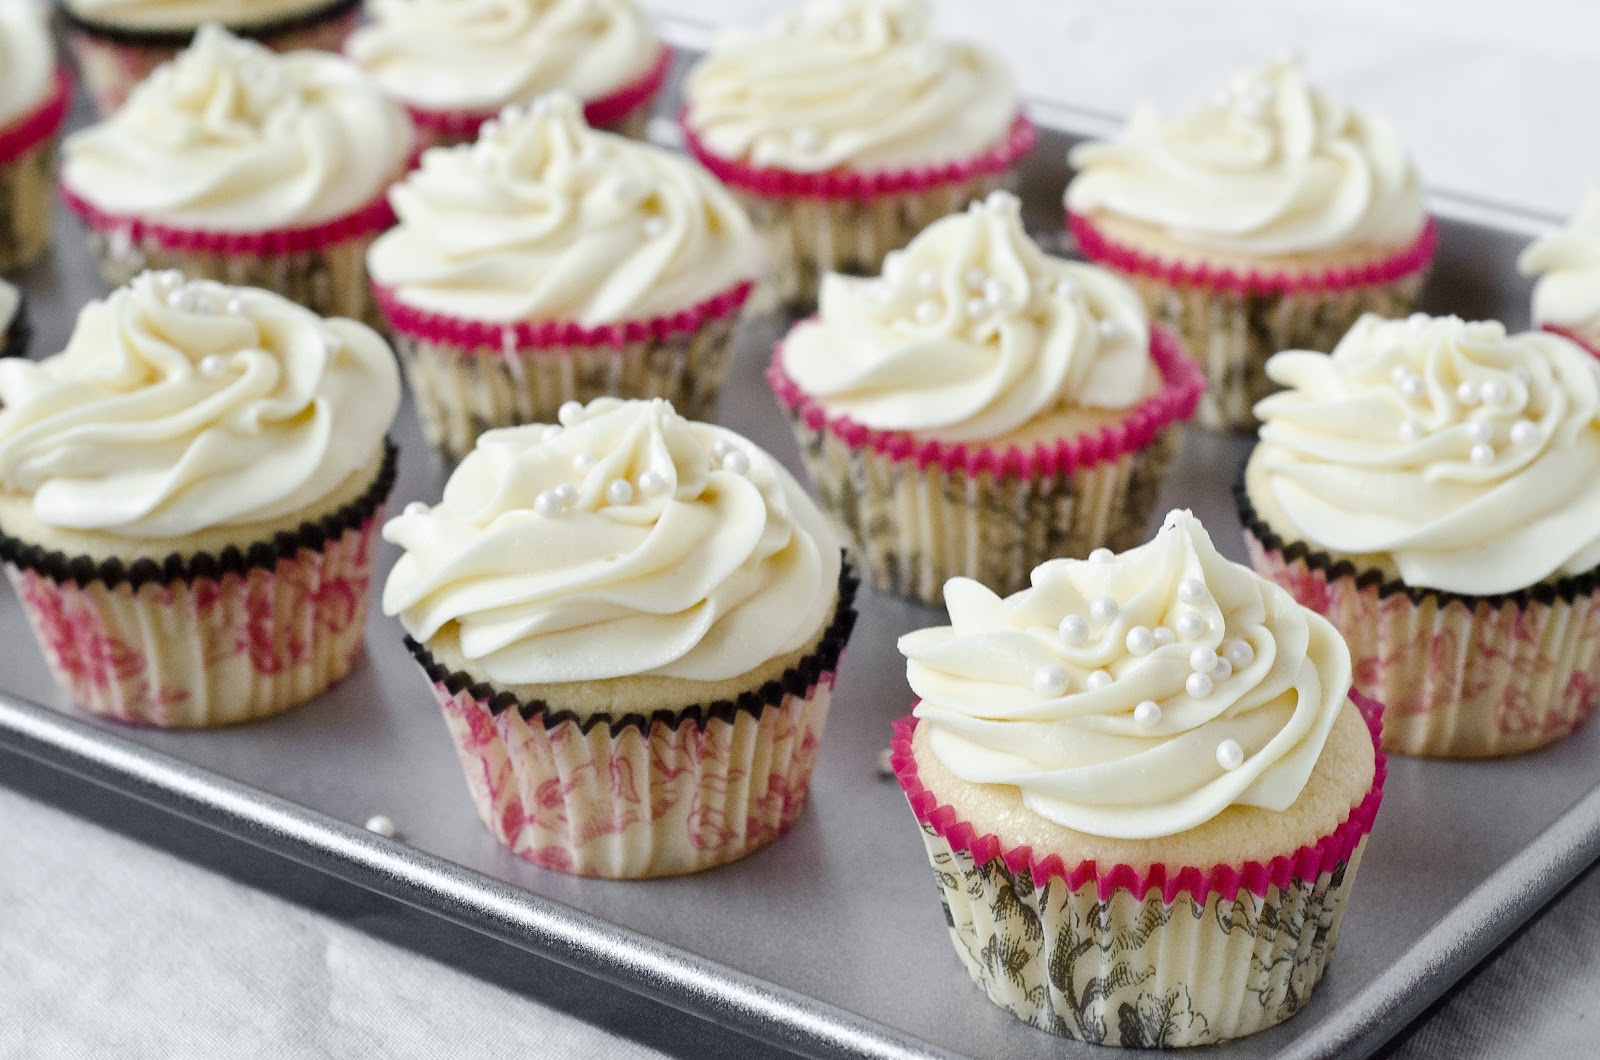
<box><xmin>767</xmin><ymin>324</ymin><xmax>1205</xmax><ymax>479</ymax></box>
<box><xmin>892</xmin><ymin>689</ymin><xmax>1387</xmax><ymax>905</ymax></box>
<box><xmin>394</xmin><ymin>45</ymin><xmax>671</xmax><ymax>141</ymax></box>
<box><xmin>0</xmin><ymin>67</ymin><xmax>72</xmax><ymax>164</ymax></box>
<box><xmin>680</xmin><ymin>112</ymin><xmax>1037</xmax><ymax>200</ymax></box>
<box><xmin>1542</xmin><ymin>323</ymin><xmax>1600</xmax><ymax>360</ymax></box>
<box><xmin>373</xmin><ymin>279</ymin><xmax>756</xmax><ymax>351</ymax></box>
<box><xmin>1067</xmin><ymin>211</ymin><xmax>1440</xmax><ymax>297</ymax></box>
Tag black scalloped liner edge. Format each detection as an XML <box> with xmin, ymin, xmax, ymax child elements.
<box><xmin>1</xmin><ymin>292</ymin><xmax>29</xmax><ymax>360</ymax></box>
<box><xmin>0</xmin><ymin>440</ymin><xmax>397</xmax><ymax>590</ymax></box>
<box><xmin>59</xmin><ymin>0</ymin><xmax>362</xmax><ymax>48</ymax></box>
<box><xmin>1232</xmin><ymin>465</ymin><xmax>1600</xmax><ymax>610</ymax></box>
<box><xmin>403</xmin><ymin>562</ymin><xmax>860</xmax><ymax>738</ymax></box>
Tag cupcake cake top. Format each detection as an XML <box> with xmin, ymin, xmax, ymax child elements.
<box><xmin>61</xmin><ymin>25</ymin><xmax>413</xmax><ymax>231</ymax></box>
<box><xmin>61</xmin><ymin>0</ymin><xmax>331</xmax><ymax>31</ymax></box>
<box><xmin>368</xmin><ymin>93</ymin><xmax>762</xmax><ymax>325</ymax></box>
<box><xmin>1066</xmin><ymin>60</ymin><xmax>1425</xmax><ymax>258</ymax></box>
<box><xmin>0</xmin><ymin>271</ymin><xmax>399</xmax><ymax>539</ymax></box>
<box><xmin>1519</xmin><ymin>189</ymin><xmax>1600</xmax><ymax>343</ymax></box>
<box><xmin>0</xmin><ymin>0</ymin><xmax>53</xmax><ymax>128</ymax></box>
<box><xmin>782</xmin><ymin>191</ymin><xmax>1151</xmax><ymax>442</ymax></box>
<box><xmin>683</xmin><ymin>0</ymin><xmax>1015</xmax><ymax>173</ymax></box>
<box><xmin>1251</xmin><ymin>313</ymin><xmax>1600</xmax><ymax>595</ymax></box>
<box><xmin>901</xmin><ymin>509</ymin><xmax>1352</xmax><ymax>840</ymax></box>
<box><xmin>347</xmin><ymin>0</ymin><xmax>658</xmax><ymax>114</ymax></box>
<box><xmin>383</xmin><ymin>397</ymin><xmax>841</xmax><ymax>685</ymax></box>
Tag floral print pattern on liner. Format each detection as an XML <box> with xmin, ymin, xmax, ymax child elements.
<box><xmin>0</xmin><ymin>67</ymin><xmax>73</xmax><ymax>272</ymax></box>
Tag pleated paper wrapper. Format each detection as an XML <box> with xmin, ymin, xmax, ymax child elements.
<box><xmin>2</xmin><ymin>445</ymin><xmax>396</xmax><ymax>729</ymax></box>
<box><xmin>767</xmin><ymin>325</ymin><xmax>1205</xmax><ymax>606</ymax></box>
<box><xmin>0</xmin><ymin>67</ymin><xmax>72</xmax><ymax>272</ymax></box>
<box><xmin>375</xmin><ymin>280</ymin><xmax>754</xmax><ymax>462</ymax></box>
<box><xmin>683</xmin><ymin>114</ymin><xmax>1037</xmax><ymax>309</ymax></box>
<box><xmin>1239</xmin><ymin>483</ymin><xmax>1600</xmax><ymax>758</ymax></box>
<box><xmin>1542</xmin><ymin>323</ymin><xmax>1600</xmax><ymax>360</ymax></box>
<box><xmin>406</xmin><ymin>572</ymin><xmax>858</xmax><ymax>879</ymax></box>
<box><xmin>890</xmin><ymin>695</ymin><xmax>1387</xmax><ymax>1048</ymax></box>
<box><xmin>1069</xmin><ymin>211</ymin><xmax>1438</xmax><ymax>432</ymax></box>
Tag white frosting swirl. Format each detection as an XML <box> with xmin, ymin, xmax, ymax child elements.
<box><xmin>902</xmin><ymin>509</ymin><xmax>1351</xmax><ymax>840</ymax></box>
<box><xmin>1252</xmin><ymin>314</ymin><xmax>1600</xmax><ymax>595</ymax></box>
<box><xmin>382</xmin><ymin>397</ymin><xmax>842</xmax><ymax>684</ymax></box>
<box><xmin>1067</xmin><ymin>61</ymin><xmax>1425</xmax><ymax>257</ymax></box>
<box><xmin>0</xmin><ymin>272</ymin><xmax>400</xmax><ymax>538</ymax></box>
<box><xmin>683</xmin><ymin>0</ymin><xmax>1016</xmax><ymax>173</ymax></box>
<box><xmin>61</xmin><ymin>25</ymin><xmax>414</xmax><ymax>231</ymax></box>
<box><xmin>62</xmin><ymin>0</ymin><xmax>331</xmax><ymax>30</ymax></box>
<box><xmin>347</xmin><ymin>0</ymin><xmax>658</xmax><ymax>114</ymax></box>
<box><xmin>1520</xmin><ymin>189</ymin><xmax>1600</xmax><ymax>345</ymax></box>
<box><xmin>783</xmin><ymin>192</ymin><xmax>1150</xmax><ymax>441</ymax></box>
<box><xmin>0</xmin><ymin>0</ymin><xmax>54</xmax><ymax>129</ymax></box>
<box><xmin>368</xmin><ymin>93</ymin><xmax>762</xmax><ymax>325</ymax></box>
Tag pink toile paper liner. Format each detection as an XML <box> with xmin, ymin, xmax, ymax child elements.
<box><xmin>890</xmin><ymin>694</ymin><xmax>1386</xmax><ymax>1045</ymax></box>
<box><xmin>374</xmin><ymin>279</ymin><xmax>756</xmax><ymax>460</ymax></box>
<box><xmin>768</xmin><ymin>324</ymin><xmax>1205</xmax><ymax>604</ymax></box>
<box><xmin>2</xmin><ymin>442</ymin><xmax>396</xmax><ymax>729</ymax></box>
<box><xmin>402</xmin><ymin>567</ymin><xmax>858</xmax><ymax>879</ymax></box>
<box><xmin>0</xmin><ymin>67</ymin><xmax>73</xmax><ymax>272</ymax></box>
<box><xmin>1541</xmin><ymin>323</ymin><xmax>1600</xmax><ymax>360</ymax></box>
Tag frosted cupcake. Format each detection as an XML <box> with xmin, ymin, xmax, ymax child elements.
<box><xmin>60</xmin><ymin>25</ymin><xmax>415</xmax><ymax>326</ymax></box>
<box><xmin>1519</xmin><ymin>189</ymin><xmax>1600</xmax><ymax>357</ymax></box>
<box><xmin>892</xmin><ymin>510</ymin><xmax>1384</xmax><ymax>1046</ymax></box>
<box><xmin>346</xmin><ymin>0</ymin><xmax>667</xmax><ymax>148</ymax></box>
<box><xmin>0</xmin><ymin>0</ymin><xmax>72</xmax><ymax>272</ymax></box>
<box><xmin>60</xmin><ymin>0</ymin><xmax>361</xmax><ymax>115</ymax></box>
<box><xmin>0</xmin><ymin>271</ymin><xmax>400</xmax><ymax>727</ymax></box>
<box><xmin>769</xmin><ymin>191</ymin><xmax>1204</xmax><ymax>605</ymax></box>
<box><xmin>370</xmin><ymin>93</ymin><xmax>763</xmax><ymax>461</ymax></box>
<box><xmin>383</xmin><ymin>397</ymin><xmax>855</xmax><ymax>878</ymax></box>
<box><xmin>1243</xmin><ymin>313</ymin><xmax>1600</xmax><ymax>757</ymax></box>
<box><xmin>681</xmin><ymin>0</ymin><xmax>1033</xmax><ymax>307</ymax></box>
<box><xmin>1066</xmin><ymin>60</ymin><xmax>1435</xmax><ymax>431</ymax></box>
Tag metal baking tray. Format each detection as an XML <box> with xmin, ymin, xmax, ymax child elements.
<box><xmin>5</xmin><ymin>45</ymin><xmax>1600</xmax><ymax>1060</ymax></box>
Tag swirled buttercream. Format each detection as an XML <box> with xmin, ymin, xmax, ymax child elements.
<box><xmin>62</xmin><ymin>0</ymin><xmax>334</xmax><ymax>30</ymax></box>
<box><xmin>1519</xmin><ymin>189</ymin><xmax>1600</xmax><ymax>345</ymax></box>
<box><xmin>0</xmin><ymin>0</ymin><xmax>54</xmax><ymax>129</ymax></box>
<box><xmin>1066</xmin><ymin>61</ymin><xmax>1425</xmax><ymax>258</ymax></box>
<box><xmin>782</xmin><ymin>191</ymin><xmax>1150</xmax><ymax>441</ymax></box>
<box><xmin>61</xmin><ymin>24</ymin><xmax>413</xmax><ymax>231</ymax></box>
<box><xmin>1251</xmin><ymin>314</ymin><xmax>1600</xmax><ymax>595</ymax></box>
<box><xmin>0</xmin><ymin>271</ymin><xmax>400</xmax><ymax>537</ymax></box>
<box><xmin>347</xmin><ymin>0</ymin><xmax>658</xmax><ymax>113</ymax></box>
<box><xmin>682</xmin><ymin>0</ymin><xmax>1016</xmax><ymax>173</ymax></box>
<box><xmin>382</xmin><ymin>397</ymin><xmax>842</xmax><ymax>684</ymax></box>
<box><xmin>901</xmin><ymin>509</ymin><xmax>1351</xmax><ymax>839</ymax></box>
<box><xmin>368</xmin><ymin>93</ymin><xmax>762</xmax><ymax>324</ymax></box>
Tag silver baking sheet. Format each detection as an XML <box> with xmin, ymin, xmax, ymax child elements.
<box><xmin>4</xmin><ymin>52</ymin><xmax>1600</xmax><ymax>1060</ymax></box>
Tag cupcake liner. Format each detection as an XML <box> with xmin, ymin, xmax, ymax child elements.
<box><xmin>403</xmin><ymin>568</ymin><xmax>858</xmax><ymax>879</ymax></box>
<box><xmin>60</xmin><ymin>180</ymin><xmax>401</xmax><ymax>327</ymax></box>
<box><xmin>1541</xmin><ymin>323</ymin><xmax>1600</xmax><ymax>360</ymax></box>
<box><xmin>1238</xmin><ymin>482</ymin><xmax>1600</xmax><ymax>758</ymax></box>
<box><xmin>890</xmin><ymin>696</ymin><xmax>1385</xmax><ymax>1047</ymax></box>
<box><xmin>397</xmin><ymin>45</ymin><xmax>671</xmax><ymax>150</ymax></box>
<box><xmin>683</xmin><ymin>113</ymin><xmax>1037</xmax><ymax>308</ymax></box>
<box><xmin>2</xmin><ymin>290</ymin><xmax>32</xmax><ymax>359</ymax></box>
<box><xmin>768</xmin><ymin>325</ymin><xmax>1205</xmax><ymax>605</ymax></box>
<box><xmin>1069</xmin><ymin>212</ymin><xmax>1438</xmax><ymax>432</ymax></box>
<box><xmin>374</xmin><ymin>280</ymin><xmax>755</xmax><ymax>461</ymax></box>
<box><xmin>0</xmin><ymin>67</ymin><xmax>73</xmax><ymax>272</ymax></box>
<box><xmin>1</xmin><ymin>443</ymin><xmax>397</xmax><ymax>728</ymax></box>
<box><xmin>62</xmin><ymin>0</ymin><xmax>362</xmax><ymax>116</ymax></box>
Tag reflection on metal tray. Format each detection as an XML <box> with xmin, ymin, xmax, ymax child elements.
<box><xmin>3</xmin><ymin>48</ymin><xmax>1598</xmax><ymax>1060</ymax></box>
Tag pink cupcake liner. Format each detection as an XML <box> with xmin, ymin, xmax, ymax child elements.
<box><xmin>681</xmin><ymin>112</ymin><xmax>1037</xmax><ymax>201</ymax></box>
<box><xmin>0</xmin><ymin>66</ymin><xmax>73</xmax><ymax>166</ymax></box>
<box><xmin>1541</xmin><ymin>323</ymin><xmax>1600</xmax><ymax>360</ymax></box>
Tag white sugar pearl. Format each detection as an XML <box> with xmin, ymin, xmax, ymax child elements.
<box><xmin>711</xmin><ymin>439</ymin><xmax>733</xmax><ymax>459</ymax></box>
<box><xmin>552</xmin><ymin>483</ymin><xmax>578</xmax><ymax>505</ymax></box>
<box><xmin>1152</xmin><ymin>627</ymin><xmax>1175</xmax><ymax>647</ymax></box>
<box><xmin>1134</xmin><ymin>700</ymin><xmax>1161</xmax><ymax>728</ymax></box>
<box><xmin>403</xmin><ymin>501</ymin><xmax>428</xmax><ymax>517</ymax></box>
<box><xmin>1033</xmin><ymin>664</ymin><xmax>1070</xmax><ymax>698</ymax></box>
<box><xmin>1087</xmin><ymin>670</ymin><xmax>1113</xmax><ymax>690</ymax></box>
<box><xmin>1089</xmin><ymin>548</ymin><xmax>1114</xmax><ymax>564</ymax></box>
<box><xmin>1465</xmin><ymin>419</ymin><xmax>1492</xmax><ymax>444</ymax></box>
<box><xmin>917</xmin><ymin>269</ymin><xmax>938</xmax><ymax>291</ymax></box>
<box><xmin>1456</xmin><ymin>381</ymin><xmax>1478</xmax><ymax>405</ymax></box>
<box><xmin>364</xmin><ymin>815</ymin><xmax>397</xmax><ymax>838</ymax></box>
<box><xmin>1398</xmin><ymin>420</ymin><xmax>1422</xmax><ymax>442</ymax></box>
<box><xmin>541</xmin><ymin>425</ymin><xmax>563</xmax><ymax>443</ymax></box>
<box><xmin>638</xmin><ymin>469</ymin><xmax>666</xmax><ymax>494</ymax></box>
<box><xmin>1186</xmin><ymin>671</ymin><xmax>1215</xmax><ymax>698</ymax></box>
<box><xmin>1212</xmin><ymin>656</ymin><xmax>1233</xmax><ymax>680</ymax></box>
<box><xmin>1178</xmin><ymin>578</ymin><xmax>1207</xmax><ymax>605</ymax></box>
<box><xmin>558</xmin><ymin>400</ymin><xmax>586</xmax><ymax>425</ymax></box>
<box><xmin>965</xmin><ymin>297</ymin><xmax>988</xmax><ymax>318</ymax></box>
<box><xmin>224</xmin><ymin>295</ymin><xmax>245</xmax><ymax>315</ymax></box>
<box><xmin>914</xmin><ymin>300</ymin><xmax>940</xmax><ymax>325</ymax></box>
<box><xmin>1054</xmin><ymin>276</ymin><xmax>1078</xmax><ymax>300</ymax></box>
<box><xmin>965</xmin><ymin>268</ymin><xmax>987</xmax><ymax>290</ymax></box>
<box><xmin>157</xmin><ymin>270</ymin><xmax>182</xmax><ymax>290</ymax></box>
<box><xmin>606</xmin><ymin>479</ymin><xmax>634</xmax><ymax>505</ymax></box>
<box><xmin>792</xmin><ymin>127</ymin><xmax>819</xmax><ymax>151</ymax></box>
<box><xmin>1225</xmin><ymin>638</ymin><xmax>1255</xmax><ymax>669</ymax></box>
<box><xmin>1398</xmin><ymin>375</ymin><xmax>1425</xmax><ymax>400</ymax></box>
<box><xmin>1125</xmin><ymin>626</ymin><xmax>1156</xmax><ymax>656</ymax></box>
<box><xmin>199</xmin><ymin>354</ymin><xmax>228</xmax><ymax>377</ymax></box>
<box><xmin>1089</xmin><ymin>596</ymin><xmax>1119</xmax><ymax>622</ymax></box>
<box><xmin>1510</xmin><ymin>420</ymin><xmax>1539</xmax><ymax>446</ymax></box>
<box><xmin>1097</xmin><ymin>318</ymin><xmax>1123</xmax><ymax>342</ymax></box>
<box><xmin>533</xmin><ymin>490</ymin><xmax>564</xmax><ymax>517</ymax></box>
<box><xmin>1479</xmin><ymin>378</ymin><xmax>1508</xmax><ymax>404</ymax></box>
<box><xmin>499</xmin><ymin>104</ymin><xmax>523</xmax><ymax>123</ymax></box>
<box><xmin>167</xmin><ymin>288</ymin><xmax>194</xmax><ymax>311</ymax></box>
<box><xmin>607</xmin><ymin>176</ymin><xmax>645</xmax><ymax>202</ymax></box>
<box><xmin>572</xmin><ymin>452</ymin><xmax>596</xmax><ymax>472</ymax></box>
<box><xmin>1470</xmin><ymin>443</ymin><xmax>1494</xmax><ymax>465</ymax></box>
<box><xmin>983</xmin><ymin>277</ymin><xmax>1009</xmax><ymax>307</ymax></box>
<box><xmin>642</xmin><ymin>217</ymin><xmax>666</xmax><ymax>238</ymax></box>
<box><xmin>1058</xmin><ymin>614</ymin><xmax>1089</xmax><ymax>645</ymax></box>
<box><xmin>721</xmin><ymin>449</ymin><xmax>750</xmax><ymax>475</ymax></box>
<box><xmin>1216</xmin><ymin>740</ymin><xmax>1245</xmax><ymax>771</ymax></box>
<box><xmin>1175</xmin><ymin>610</ymin><xmax>1207</xmax><ymax>639</ymax></box>
<box><xmin>577</xmin><ymin>139</ymin><xmax>605</xmax><ymax>163</ymax></box>
<box><xmin>1189</xmin><ymin>647</ymin><xmax>1219</xmax><ymax>674</ymax></box>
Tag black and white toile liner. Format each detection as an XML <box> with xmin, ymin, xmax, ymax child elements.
<box><xmin>58</xmin><ymin>0</ymin><xmax>362</xmax><ymax>47</ymax></box>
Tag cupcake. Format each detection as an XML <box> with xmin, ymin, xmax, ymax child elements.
<box><xmin>346</xmin><ymin>0</ymin><xmax>667</xmax><ymax>149</ymax></box>
<box><xmin>769</xmin><ymin>191</ymin><xmax>1205</xmax><ymax>605</ymax></box>
<box><xmin>0</xmin><ymin>279</ymin><xmax>30</xmax><ymax>358</ymax></box>
<box><xmin>60</xmin><ymin>25</ymin><xmax>415</xmax><ymax>327</ymax></box>
<box><xmin>0</xmin><ymin>271</ymin><xmax>400</xmax><ymax>727</ymax></box>
<box><xmin>382</xmin><ymin>397</ymin><xmax>855</xmax><ymax>878</ymax></box>
<box><xmin>680</xmin><ymin>0</ymin><xmax>1033</xmax><ymax>308</ymax></box>
<box><xmin>1243</xmin><ymin>313</ymin><xmax>1600</xmax><ymax>758</ymax></box>
<box><xmin>1066</xmin><ymin>60</ymin><xmax>1436</xmax><ymax>431</ymax></box>
<box><xmin>0</xmin><ymin>0</ymin><xmax>72</xmax><ymax>272</ymax></box>
<box><xmin>370</xmin><ymin>93</ymin><xmax>763</xmax><ymax>462</ymax></box>
<box><xmin>892</xmin><ymin>509</ymin><xmax>1384</xmax><ymax>1046</ymax></box>
<box><xmin>60</xmin><ymin>0</ymin><xmax>361</xmax><ymax>116</ymax></box>
<box><xmin>1518</xmin><ymin>188</ymin><xmax>1600</xmax><ymax>357</ymax></box>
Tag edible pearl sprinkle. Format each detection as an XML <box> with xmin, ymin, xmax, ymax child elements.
<box><xmin>1225</xmin><ymin>638</ymin><xmax>1255</xmax><ymax>668</ymax></box>
<box><xmin>639</xmin><ymin>470</ymin><xmax>666</xmax><ymax>493</ymax></box>
<box><xmin>1125</xmin><ymin>626</ymin><xmax>1156</xmax><ymax>655</ymax></box>
<box><xmin>1178</xmin><ymin>578</ymin><xmax>1206</xmax><ymax>605</ymax></box>
<box><xmin>1186</xmin><ymin>672</ymin><xmax>1215</xmax><ymax>698</ymax></box>
<box><xmin>1456</xmin><ymin>381</ymin><xmax>1478</xmax><ymax>405</ymax></box>
<box><xmin>1033</xmin><ymin>664</ymin><xmax>1070</xmax><ymax>697</ymax></box>
<box><xmin>552</xmin><ymin>483</ymin><xmax>578</xmax><ymax>505</ymax></box>
<box><xmin>914</xmin><ymin>300</ymin><xmax>939</xmax><ymax>324</ymax></box>
<box><xmin>965</xmin><ymin>297</ymin><xmax>988</xmax><ymax>318</ymax></box>
<box><xmin>1398</xmin><ymin>375</ymin><xmax>1424</xmax><ymax>399</ymax></box>
<box><xmin>1216</xmin><ymin>740</ymin><xmax>1245</xmax><ymax>771</ymax></box>
<box><xmin>1152</xmin><ymin>627</ymin><xmax>1175</xmax><ymax>647</ymax></box>
<box><xmin>721</xmin><ymin>449</ymin><xmax>750</xmax><ymax>474</ymax></box>
<box><xmin>157</xmin><ymin>270</ymin><xmax>182</xmax><ymax>290</ymax></box>
<box><xmin>965</xmin><ymin>268</ymin><xmax>987</xmax><ymax>289</ymax></box>
<box><xmin>1470</xmin><ymin>443</ymin><xmax>1494</xmax><ymax>465</ymax></box>
<box><xmin>1510</xmin><ymin>420</ymin><xmax>1539</xmax><ymax>446</ymax></box>
<box><xmin>542</xmin><ymin>425</ymin><xmax>563</xmax><ymax>443</ymax></box>
<box><xmin>168</xmin><ymin>289</ymin><xmax>194</xmax><ymax>311</ymax></box>
<box><xmin>403</xmin><ymin>501</ymin><xmax>428</xmax><ymax>517</ymax></box>
<box><xmin>199</xmin><ymin>354</ymin><xmax>228</xmax><ymax>376</ymax></box>
<box><xmin>1054</xmin><ymin>276</ymin><xmax>1078</xmax><ymax>299</ymax></box>
<box><xmin>1175</xmin><ymin>610</ymin><xmax>1206</xmax><ymax>639</ymax></box>
<box><xmin>499</xmin><ymin>104</ymin><xmax>523</xmax><ymax>123</ymax></box>
<box><xmin>1089</xmin><ymin>596</ymin><xmax>1119</xmax><ymax>622</ymax></box>
<box><xmin>1097</xmin><ymin>318</ymin><xmax>1122</xmax><ymax>341</ymax></box>
<box><xmin>1480</xmin><ymin>378</ymin><xmax>1508</xmax><ymax>404</ymax></box>
<box><xmin>642</xmin><ymin>217</ymin><xmax>666</xmax><ymax>238</ymax></box>
<box><xmin>534</xmin><ymin>491</ymin><xmax>564</xmax><ymax>517</ymax></box>
<box><xmin>1189</xmin><ymin>647</ymin><xmax>1219</xmax><ymax>674</ymax></box>
<box><xmin>711</xmin><ymin>439</ymin><xmax>733</xmax><ymax>459</ymax></box>
<box><xmin>608</xmin><ymin>176</ymin><xmax>642</xmax><ymax>202</ymax></box>
<box><xmin>917</xmin><ymin>269</ymin><xmax>938</xmax><ymax>291</ymax></box>
<box><xmin>792</xmin><ymin>128</ymin><xmax>819</xmax><ymax>151</ymax></box>
<box><xmin>1399</xmin><ymin>420</ymin><xmax>1422</xmax><ymax>442</ymax></box>
<box><xmin>983</xmin><ymin>277</ymin><xmax>1008</xmax><ymax>306</ymax></box>
<box><xmin>572</xmin><ymin>452</ymin><xmax>596</xmax><ymax>472</ymax></box>
<box><xmin>1089</xmin><ymin>548</ymin><xmax>1114</xmax><ymax>563</ymax></box>
<box><xmin>1059</xmin><ymin>614</ymin><xmax>1089</xmax><ymax>645</ymax></box>
<box><xmin>1465</xmin><ymin>420</ymin><xmax>1492</xmax><ymax>443</ymax></box>
<box><xmin>364</xmin><ymin>815</ymin><xmax>397</xmax><ymax>838</ymax></box>
<box><xmin>1133</xmin><ymin>700</ymin><xmax>1162</xmax><ymax>728</ymax></box>
<box><xmin>1212</xmin><ymin>656</ymin><xmax>1233</xmax><ymax>680</ymax></box>
<box><xmin>606</xmin><ymin>479</ymin><xmax>634</xmax><ymax>505</ymax></box>
<box><xmin>558</xmin><ymin>401</ymin><xmax>586</xmax><ymax>425</ymax></box>
<box><xmin>224</xmin><ymin>296</ymin><xmax>244</xmax><ymax>315</ymax></box>
<box><xmin>1087</xmin><ymin>670</ymin><xmax>1113</xmax><ymax>690</ymax></box>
